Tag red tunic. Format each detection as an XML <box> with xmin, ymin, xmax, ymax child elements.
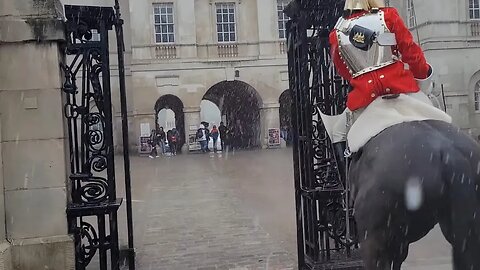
<box><xmin>329</xmin><ymin>7</ymin><xmax>430</xmax><ymax>111</ymax></box>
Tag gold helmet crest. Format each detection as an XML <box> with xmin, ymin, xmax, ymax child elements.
<box><xmin>344</xmin><ymin>0</ymin><xmax>386</xmax><ymax>10</ymax></box>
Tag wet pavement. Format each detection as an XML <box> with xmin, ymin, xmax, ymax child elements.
<box><xmin>115</xmin><ymin>148</ymin><xmax>452</xmax><ymax>270</ymax></box>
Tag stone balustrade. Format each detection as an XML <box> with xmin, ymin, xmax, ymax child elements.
<box><xmin>471</xmin><ymin>21</ymin><xmax>480</xmax><ymax>36</ymax></box>
<box><xmin>134</xmin><ymin>40</ymin><xmax>289</xmax><ymax>61</ymax></box>
<box><xmin>154</xmin><ymin>44</ymin><xmax>177</xmax><ymax>59</ymax></box>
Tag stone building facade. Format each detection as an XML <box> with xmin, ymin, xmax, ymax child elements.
<box><xmin>57</xmin><ymin>0</ymin><xmax>480</xmax><ymax>151</ymax></box>
<box><xmin>63</xmin><ymin>0</ymin><xmax>292</xmax><ymax>151</ymax></box>
<box><xmin>72</xmin><ymin>0</ymin><xmax>480</xmax><ymax>151</ymax></box>
<box><xmin>393</xmin><ymin>0</ymin><xmax>480</xmax><ymax>137</ymax></box>
<box><xmin>126</xmin><ymin>0</ymin><xmax>291</xmax><ymax>151</ymax></box>
<box><xmin>0</xmin><ymin>0</ymin><xmax>75</xmax><ymax>269</ymax></box>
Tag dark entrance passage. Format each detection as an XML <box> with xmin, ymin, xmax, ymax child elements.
<box><xmin>203</xmin><ymin>81</ymin><xmax>262</xmax><ymax>149</ymax></box>
<box><xmin>279</xmin><ymin>90</ymin><xmax>293</xmax><ymax>145</ymax></box>
<box><xmin>154</xmin><ymin>95</ymin><xmax>185</xmax><ymax>151</ymax></box>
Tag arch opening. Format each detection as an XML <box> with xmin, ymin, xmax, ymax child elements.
<box><xmin>200</xmin><ymin>100</ymin><xmax>222</xmax><ymax>126</ymax></box>
<box><xmin>157</xmin><ymin>109</ymin><xmax>176</xmax><ymax>130</ymax></box>
<box><xmin>279</xmin><ymin>90</ymin><xmax>293</xmax><ymax>146</ymax></box>
<box><xmin>200</xmin><ymin>100</ymin><xmax>222</xmax><ymax>150</ymax></box>
<box><xmin>202</xmin><ymin>81</ymin><xmax>262</xmax><ymax>149</ymax></box>
<box><xmin>154</xmin><ymin>94</ymin><xmax>185</xmax><ymax>151</ymax></box>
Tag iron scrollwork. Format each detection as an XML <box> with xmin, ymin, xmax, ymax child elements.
<box><xmin>287</xmin><ymin>0</ymin><xmax>362</xmax><ymax>269</ymax></box>
<box><xmin>63</xmin><ymin>5</ymin><xmax>122</xmax><ymax>270</ymax></box>
<box><xmin>79</xmin><ymin>222</ymin><xmax>99</xmax><ymax>266</ymax></box>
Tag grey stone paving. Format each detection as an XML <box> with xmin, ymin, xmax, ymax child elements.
<box><xmin>113</xmin><ymin>148</ymin><xmax>453</xmax><ymax>270</ymax></box>
<box><xmin>133</xmin><ymin>150</ymin><xmax>296</xmax><ymax>270</ymax></box>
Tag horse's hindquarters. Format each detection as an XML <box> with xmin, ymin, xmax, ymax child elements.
<box><xmin>349</xmin><ymin>120</ymin><xmax>480</xmax><ymax>269</ymax></box>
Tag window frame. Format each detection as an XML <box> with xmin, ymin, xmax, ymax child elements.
<box><xmin>153</xmin><ymin>2</ymin><xmax>176</xmax><ymax>44</ymax></box>
<box><xmin>215</xmin><ymin>2</ymin><xmax>238</xmax><ymax>43</ymax></box>
<box><xmin>474</xmin><ymin>81</ymin><xmax>480</xmax><ymax>112</ymax></box>
<box><xmin>276</xmin><ymin>0</ymin><xmax>291</xmax><ymax>39</ymax></box>
<box><xmin>469</xmin><ymin>0</ymin><xmax>480</xmax><ymax>20</ymax></box>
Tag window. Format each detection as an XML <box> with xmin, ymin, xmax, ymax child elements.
<box><xmin>406</xmin><ymin>0</ymin><xmax>415</xmax><ymax>28</ymax></box>
<box><xmin>153</xmin><ymin>3</ymin><xmax>175</xmax><ymax>43</ymax></box>
<box><xmin>475</xmin><ymin>81</ymin><xmax>480</xmax><ymax>111</ymax></box>
<box><xmin>216</xmin><ymin>3</ymin><xmax>236</xmax><ymax>43</ymax></box>
<box><xmin>277</xmin><ymin>0</ymin><xmax>291</xmax><ymax>39</ymax></box>
<box><xmin>470</xmin><ymin>0</ymin><xmax>480</xmax><ymax>19</ymax></box>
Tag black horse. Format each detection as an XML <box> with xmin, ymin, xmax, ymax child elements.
<box><xmin>348</xmin><ymin>120</ymin><xmax>480</xmax><ymax>270</ymax></box>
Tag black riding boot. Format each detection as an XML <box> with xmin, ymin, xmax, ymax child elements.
<box><xmin>333</xmin><ymin>141</ymin><xmax>347</xmax><ymax>184</ymax></box>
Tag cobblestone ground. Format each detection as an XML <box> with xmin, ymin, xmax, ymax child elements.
<box><xmin>130</xmin><ymin>149</ymin><xmax>297</xmax><ymax>270</ymax></box>
<box><xmin>113</xmin><ymin>148</ymin><xmax>452</xmax><ymax>270</ymax></box>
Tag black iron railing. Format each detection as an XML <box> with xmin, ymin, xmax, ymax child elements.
<box><xmin>62</xmin><ymin>3</ymin><xmax>134</xmax><ymax>270</ymax></box>
<box><xmin>286</xmin><ymin>0</ymin><xmax>362</xmax><ymax>269</ymax></box>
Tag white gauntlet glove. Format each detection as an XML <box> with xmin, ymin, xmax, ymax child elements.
<box><xmin>416</xmin><ymin>64</ymin><xmax>434</xmax><ymax>95</ymax></box>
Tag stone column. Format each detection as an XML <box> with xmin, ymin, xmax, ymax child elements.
<box><xmin>183</xmin><ymin>107</ymin><xmax>201</xmax><ymax>153</ymax></box>
<box><xmin>0</xmin><ymin>0</ymin><xmax>74</xmax><ymax>269</ymax></box>
<box><xmin>0</xmin><ymin>118</ymin><xmax>10</xmax><ymax>268</ymax></box>
<box><xmin>261</xmin><ymin>103</ymin><xmax>281</xmax><ymax>148</ymax></box>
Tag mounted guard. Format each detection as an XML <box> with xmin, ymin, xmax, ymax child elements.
<box><xmin>322</xmin><ymin>0</ymin><xmax>451</xmax><ymax>158</ymax></box>
<box><xmin>315</xmin><ymin>1</ymin><xmax>480</xmax><ymax>269</ymax></box>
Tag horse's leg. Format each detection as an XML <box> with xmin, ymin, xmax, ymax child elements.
<box><xmin>391</xmin><ymin>240</ymin><xmax>409</xmax><ymax>270</ymax></box>
<box><xmin>445</xmin><ymin>167</ymin><xmax>480</xmax><ymax>270</ymax></box>
<box><xmin>355</xmin><ymin>201</ymin><xmax>400</xmax><ymax>270</ymax></box>
<box><xmin>449</xmin><ymin>208</ymin><xmax>480</xmax><ymax>270</ymax></box>
<box><xmin>356</xmin><ymin>229</ymin><xmax>408</xmax><ymax>270</ymax></box>
<box><xmin>357</xmin><ymin>229</ymin><xmax>392</xmax><ymax>270</ymax></box>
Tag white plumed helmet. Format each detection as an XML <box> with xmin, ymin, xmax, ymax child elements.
<box><xmin>344</xmin><ymin>0</ymin><xmax>385</xmax><ymax>10</ymax></box>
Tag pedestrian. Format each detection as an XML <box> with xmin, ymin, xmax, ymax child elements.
<box><xmin>219</xmin><ymin>122</ymin><xmax>227</xmax><ymax>151</ymax></box>
<box><xmin>281</xmin><ymin>126</ymin><xmax>287</xmax><ymax>142</ymax></box>
<box><xmin>170</xmin><ymin>128</ymin><xmax>179</xmax><ymax>155</ymax></box>
<box><xmin>196</xmin><ymin>124</ymin><xmax>208</xmax><ymax>153</ymax></box>
<box><xmin>203</xmin><ymin>122</ymin><xmax>211</xmax><ymax>152</ymax></box>
<box><xmin>211</xmin><ymin>125</ymin><xmax>219</xmax><ymax>152</ymax></box>
<box><xmin>157</xmin><ymin>127</ymin><xmax>166</xmax><ymax>155</ymax></box>
<box><xmin>286</xmin><ymin>126</ymin><xmax>292</xmax><ymax>146</ymax></box>
<box><xmin>148</xmin><ymin>129</ymin><xmax>158</xmax><ymax>158</ymax></box>
<box><xmin>166</xmin><ymin>130</ymin><xmax>173</xmax><ymax>155</ymax></box>
<box><xmin>232</xmin><ymin>120</ymin><xmax>244</xmax><ymax>150</ymax></box>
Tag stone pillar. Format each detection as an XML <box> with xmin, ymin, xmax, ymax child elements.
<box><xmin>261</xmin><ymin>103</ymin><xmax>281</xmax><ymax>148</ymax></box>
<box><xmin>0</xmin><ymin>0</ymin><xmax>74</xmax><ymax>269</ymax></box>
<box><xmin>183</xmin><ymin>107</ymin><xmax>201</xmax><ymax>153</ymax></box>
<box><xmin>0</xmin><ymin>117</ymin><xmax>11</xmax><ymax>268</ymax></box>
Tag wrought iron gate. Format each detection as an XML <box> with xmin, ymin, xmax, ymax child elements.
<box><xmin>62</xmin><ymin>2</ymin><xmax>135</xmax><ymax>269</ymax></box>
<box><xmin>286</xmin><ymin>0</ymin><xmax>362</xmax><ymax>269</ymax></box>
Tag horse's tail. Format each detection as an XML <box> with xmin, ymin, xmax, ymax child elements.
<box><xmin>443</xmin><ymin>150</ymin><xmax>480</xmax><ymax>269</ymax></box>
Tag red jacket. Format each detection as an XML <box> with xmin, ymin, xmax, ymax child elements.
<box><xmin>329</xmin><ymin>7</ymin><xmax>430</xmax><ymax>111</ymax></box>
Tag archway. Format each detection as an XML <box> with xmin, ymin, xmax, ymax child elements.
<box><xmin>154</xmin><ymin>94</ymin><xmax>185</xmax><ymax>151</ymax></box>
<box><xmin>279</xmin><ymin>90</ymin><xmax>293</xmax><ymax>145</ymax></box>
<box><xmin>203</xmin><ymin>81</ymin><xmax>262</xmax><ymax>149</ymax></box>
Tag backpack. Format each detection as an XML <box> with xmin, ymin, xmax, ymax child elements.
<box><xmin>171</xmin><ymin>135</ymin><xmax>177</xmax><ymax>142</ymax></box>
<box><xmin>196</xmin><ymin>128</ymin><xmax>203</xmax><ymax>139</ymax></box>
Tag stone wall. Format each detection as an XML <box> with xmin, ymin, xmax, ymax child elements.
<box><xmin>0</xmin><ymin>0</ymin><xmax>74</xmax><ymax>269</ymax></box>
<box><xmin>392</xmin><ymin>0</ymin><xmax>480</xmax><ymax>138</ymax></box>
